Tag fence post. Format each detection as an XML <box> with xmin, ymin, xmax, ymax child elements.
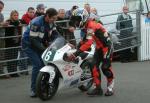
<box><xmin>136</xmin><ymin>10</ymin><xmax>141</xmax><ymax>61</ymax></box>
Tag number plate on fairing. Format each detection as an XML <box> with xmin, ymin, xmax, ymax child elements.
<box><xmin>44</xmin><ymin>50</ymin><xmax>56</xmax><ymax>62</ymax></box>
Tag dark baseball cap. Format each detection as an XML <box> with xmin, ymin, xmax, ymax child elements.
<box><xmin>36</xmin><ymin>4</ymin><xmax>46</xmax><ymax>9</ymax></box>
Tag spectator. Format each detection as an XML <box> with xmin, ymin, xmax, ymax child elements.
<box><xmin>78</xmin><ymin>3</ymin><xmax>91</xmax><ymax>41</ymax></box>
<box><xmin>22</xmin><ymin>8</ymin><xmax>59</xmax><ymax>97</ymax></box>
<box><xmin>35</xmin><ymin>3</ymin><xmax>46</xmax><ymax>17</ymax></box>
<box><xmin>65</xmin><ymin>5</ymin><xmax>78</xmax><ymax>19</ymax></box>
<box><xmin>91</xmin><ymin>7</ymin><xmax>97</xmax><ymax>15</ymax></box>
<box><xmin>56</xmin><ymin>9</ymin><xmax>66</xmax><ymax>35</ymax></box>
<box><xmin>5</xmin><ymin>10</ymin><xmax>22</xmax><ymax>77</ymax></box>
<box><xmin>145</xmin><ymin>11</ymin><xmax>150</xmax><ymax>23</ymax></box>
<box><xmin>90</xmin><ymin>7</ymin><xmax>103</xmax><ymax>25</ymax></box>
<box><xmin>22</xmin><ymin>7</ymin><xmax>35</xmax><ymax>25</ymax></box>
<box><xmin>57</xmin><ymin>9</ymin><xmax>66</xmax><ymax>20</ymax></box>
<box><xmin>0</xmin><ymin>0</ymin><xmax>9</xmax><ymax>77</ymax></box>
<box><xmin>116</xmin><ymin>6</ymin><xmax>133</xmax><ymax>63</ymax></box>
<box><xmin>84</xmin><ymin>3</ymin><xmax>91</xmax><ymax>14</ymax></box>
<box><xmin>20</xmin><ymin>7</ymin><xmax>35</xmax><ymax>75</ymax></box>
<box><xmin>0</xmin><ymin>0</ymin><xmax>5</xmax><ymax>75</ymax></box>
<box><xmin>56</xmin><ymin>9</ymin><xmax>76</xmax><ymax>45</ymax></box>
<box><xmin>19</xmin><ymin>7</ymin><xmax>35</xmax><ymax>75</ymax></box>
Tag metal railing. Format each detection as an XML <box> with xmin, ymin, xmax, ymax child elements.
<box><xmin>0</xmin><ymin>25</ymin><xmax>29</xmax><ymax>76</ymax></box>
<box><xmin>0</xmin><ymin>10</ymin><xmax>142</xmax><ymax>76</ymax></box>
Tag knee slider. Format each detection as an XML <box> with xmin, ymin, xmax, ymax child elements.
<box><xmin>103</xmin><ymin>70</ymin><xmax>113</xmax><ymax>78</ymax></box>
<box><xmin>102</xmin><ymin>63</ymin><xmax>112</xmax><ymax>78</ymax></box>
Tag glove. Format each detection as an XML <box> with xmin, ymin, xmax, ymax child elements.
<box><xmin>66</xmin><ymin>49</ymin><xmax>82</xmax><ymax>62</ymax></box>
<box><xmin>74</xmin><ymin>50</ymin><xmax>82</xmax><ymax>57</ymax></box>
<box><xmin>67</xmin><ymin>53</ymin><xmax>76</xmax><ymax>61</ymax></box>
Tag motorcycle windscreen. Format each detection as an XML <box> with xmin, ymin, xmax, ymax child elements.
<box><xmin>50</xmin><ymin>36</ymin><xmax>66</xmax><ymax>50</ymax></box>
<box><xmin>42</xmin><ymin>36</ymin><xmax>66</xmax><ymax>62</ymax></box>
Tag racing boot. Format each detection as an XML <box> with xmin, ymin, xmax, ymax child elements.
<box><xmin>87</xmin><ymin>85</ymin><xmax>103</xmax><ymax>96</ymax></box>
<box><xmin>105</xmin><ymin>79</ymin><xmax>114</xmax><ymax>96</ymax></box>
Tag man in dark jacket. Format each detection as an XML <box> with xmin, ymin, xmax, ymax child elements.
<box><xmin>116</xmin><ymin>6</ymin><xmax>133</xmax><ymax>62</ymax></box>
<box><xmin>22</xmin><ymin>8</ymin><xmax>58</xmax><ymax>97</ymax></box>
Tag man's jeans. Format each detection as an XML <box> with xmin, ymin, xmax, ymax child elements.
<box><xmin>22</xmin><ymin>38</ymin><xmax>44</xmax><ymax>92</ymax></box>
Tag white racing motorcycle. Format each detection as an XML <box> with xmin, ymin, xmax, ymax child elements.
<box><xmin>36</xmin><ymin>36</ymin><xmax>94</xmax><ymax>100</ymax></box>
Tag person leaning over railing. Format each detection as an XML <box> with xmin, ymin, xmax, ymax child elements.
<box><xmin>90</xmin><ymin>7</ymin><xmax>103</xmax><ymax>25</ymax></box>
<box><xmin>79</xmin><ymin>3</ymin><xmax>91</xmax><ymax>40</ymax></box>
<box><xmin>5</xmin><ymin>10</ymin><xmax>23</xmax><ymax>77</ymax></box>
<box><xmin>20</xmin><ymin>7</ymin><xmax>36</xmax><ymax>75</ymax></box>
<box><xmin>56</xmin><ymin>9</ymin><xmax>76</xmax><ymax>45</ymax></box>
<box><xmin>116</xmin><ymin>6</ymin><xmax>133</xmax><ymax>63</ymax></box>
<box><xmin>0</xmin><ymin>0</ymin><xmax>5</xmax><ymax>75</ymax></box>
<box><xmin>0</xmin><ymin>0</ymin><xmax>9</xmax><ymax>78</ymax></box>
<box><xmin>65</xmin><ymin>5</ymin><xmax>78</xmax><ymax>19</ymax></box>
<box><xmin>21</xmin><ymin>7</ymin><xmax>35</xmax><ymax>25</ymax></box>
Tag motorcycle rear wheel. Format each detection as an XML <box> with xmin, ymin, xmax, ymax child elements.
<box><xmin>78</xmin><ymin>61</ymin><xmax>93</xmax><ymax>91</ymax></box>
<box><xmin>36</xmin><ymin>72</ymin><xmax>59</xmax><ymax>101</ymax></box>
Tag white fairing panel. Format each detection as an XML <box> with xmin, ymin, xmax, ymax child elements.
<box><xmin>41</xmin><ymin>44</ymin><xmax>72</xmax><ymax>65</ymax></box>
<box><xmin>53</xmin><ymin>44</ymin><xmax>72</xmax><ymax>61</ymax></box>
<box><xmin>55</xmin><ymin>61</ymin><xmax>82</xmax><ymax>87</ymax></box>
<box><xmin>40</xmin><ymin>66</ymin><xmax>56</xmax><ymax>83</ymax></box>
<box><xmin>41</xmin><ymin>48</ymin><xmax>49</xmax><ymax>65</ymax></box>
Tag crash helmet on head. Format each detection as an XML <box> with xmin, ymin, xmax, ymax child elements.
<box><xmin>71</xmin><ymin>8</ymin><xmax>89</xmax><ymax>27</ymax></box>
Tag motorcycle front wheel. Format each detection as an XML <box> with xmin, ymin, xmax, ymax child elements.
<box><xmin>78</xmin><ymin>60</ymin><xmax>93</xmax><ymax>91</ymax></box>
<box><xmin>36</xmin><ymin>72</ymin><xmax>59</xmax><ymax>101</ymax></box>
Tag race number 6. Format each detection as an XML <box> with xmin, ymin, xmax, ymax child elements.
<box><xmin>44</xmin><ymin>51</ymin><xmax>52</xmax><ymax>61</ymax></box>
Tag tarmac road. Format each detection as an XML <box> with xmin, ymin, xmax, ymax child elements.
<box><xmin>0</xmin><ymin>61</ymin><xmax>150</xmax><ymax>103</ymax></box>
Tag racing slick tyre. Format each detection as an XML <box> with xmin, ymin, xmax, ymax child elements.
<box><xmin>36</xmin><ymin>71</ymin><xmax>59</xmax><ymax>101</ymax></box>
<box><xmin>78</xmin><ymin>61</ymin><xmax>93</xmax><ymax>91</ymax></box>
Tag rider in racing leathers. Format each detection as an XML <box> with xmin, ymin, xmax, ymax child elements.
<box><xmin>69</xmin><ymin>8</ymin><xmax>115</xmax><ymax>96</ymax></box>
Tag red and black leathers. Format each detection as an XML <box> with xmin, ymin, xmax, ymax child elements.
<box><xmin>76</xmin><ymin>20</ymin><xmax>114</xmax><ymax>89</ymax></box>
